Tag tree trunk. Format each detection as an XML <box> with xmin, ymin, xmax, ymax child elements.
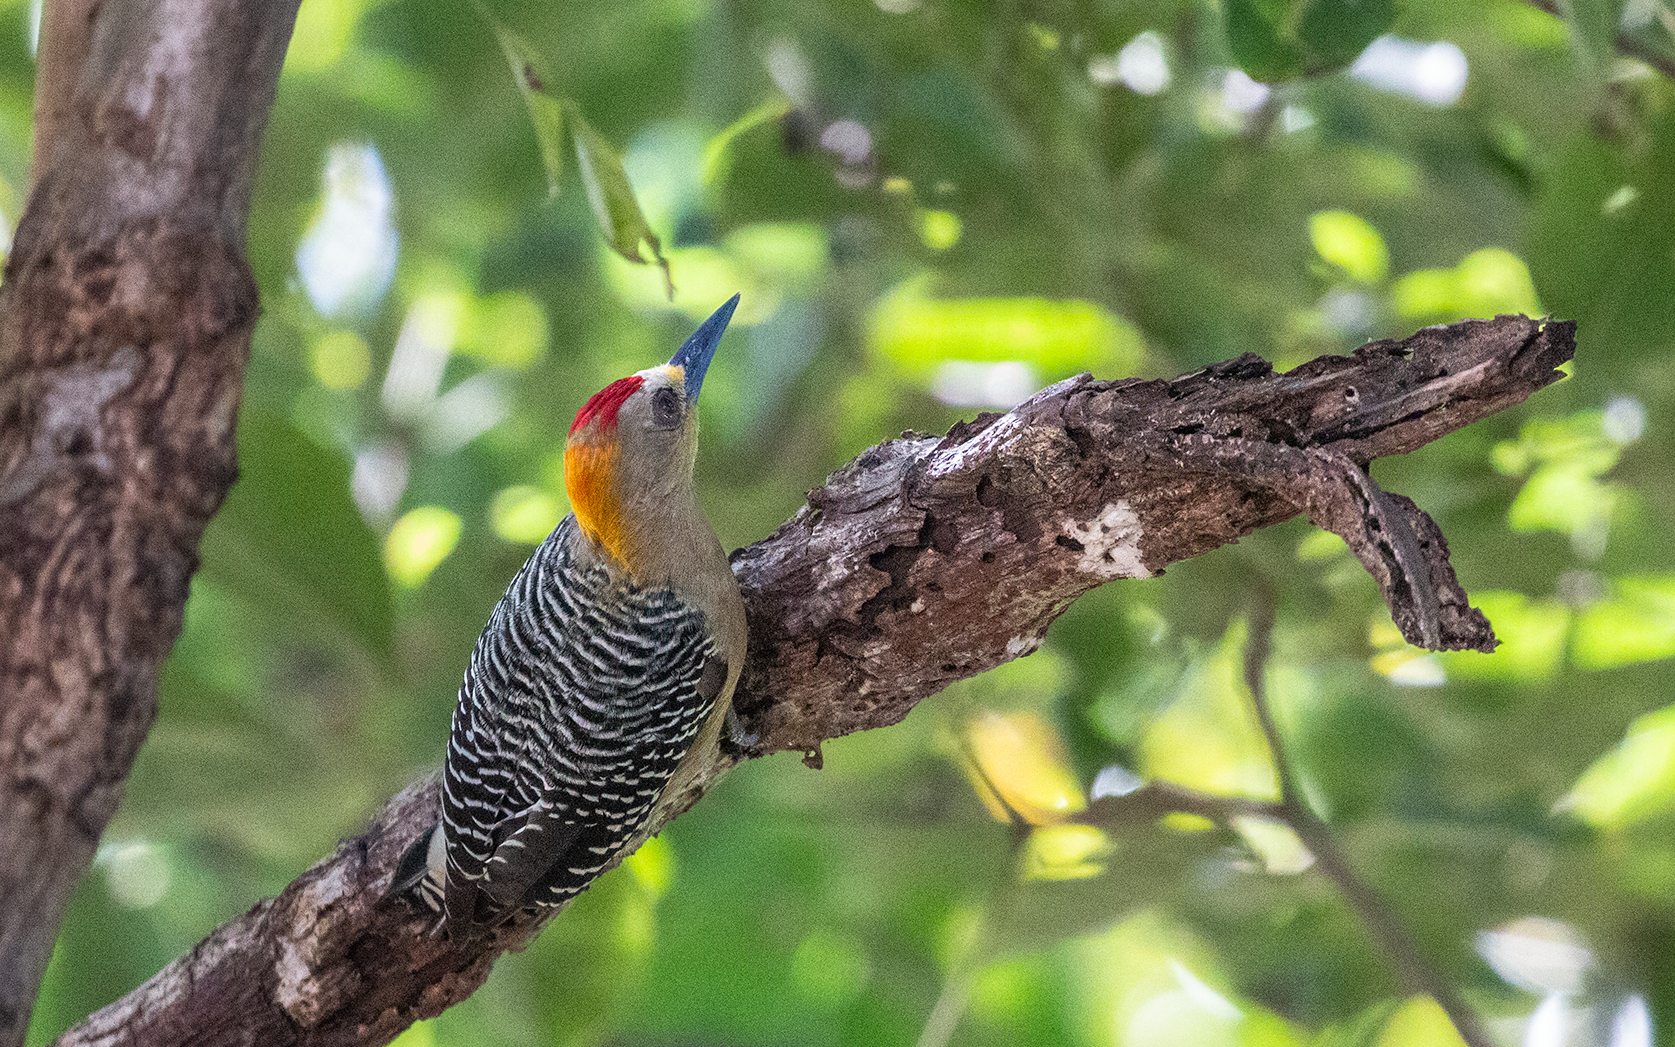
<box><xmin>0</xmin><ymin>0</ymin><xmax>301</xmax><ymax>1042</ymax></box>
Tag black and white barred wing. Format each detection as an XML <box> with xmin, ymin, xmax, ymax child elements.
<box><xmin>440</xmin><ymin>517</ymin><xmax>714</xmax><ymax>931</ymax></box>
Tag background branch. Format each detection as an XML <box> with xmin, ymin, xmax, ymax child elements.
<box><xmin>1242</xmin><ymin>589</ymin><xmax>1495</xmax><ymax>1047</ymax></box>
<box><xmin>1520</xmin><ymin>0</ymin><xmax>1675</xmax><ymax>80</ymax></box>
<box><xmin>56</xmin><ymin>315</ymin><xmax>1573</xmax><ymax>1047</ymax></box>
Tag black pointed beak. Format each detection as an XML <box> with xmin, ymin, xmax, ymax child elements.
<box><xmin>668</xmin><ymin>294</ymin><xmax>739</xmax><ymax>402</ymax></box>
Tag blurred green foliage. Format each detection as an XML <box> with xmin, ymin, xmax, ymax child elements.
<box><xmin>9</xmin><ymin>0</ymin><xmax>1675</xmax><ymax>1043</ymax></box>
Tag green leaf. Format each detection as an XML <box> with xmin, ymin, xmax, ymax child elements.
<box><xmin>565</xmin><ymin>100</ymin><xmax>674</xmax><ymax>299</ymax></box>
<box><xmin>1392</xmin><ymin>248</ymin><xmax>1543</xmax><ymax>323</ymax></box>
<box><xmin>1297</xmin><ymin>0</ymin><xmax>1396</xmax><ymax>73</ymax></box>
<box><xmin>1372</xmin><ymin>997</ymin><xmax>1469</xmax><ymax>1047</ymax></box>
<box><xmin>383</xmin><ymin>506</ymin><xmax>463</xmax><ymax>589</ymax></box>
<box><xmin>1224</xmin><ymin>0</ymin><xmax>1396</xmax><ymax>83</ymax></box>
<box><xmin>1506</xmin><ymin>460</ymin><xmax>1617</xmax><ymax>538</ymax></box>
<box><xmin>1226</xmin><ymin>0</ymin><xmax>1307</xmax><ymax>83</ymax></box>
<box><xmin>1562</xmin><ymin>0</ymin><xmax>1622</xmax><ymax>76</ymax></box>
<box><xmin>490</xmin><ymin>25</ymin><xmax>566</xmax><ymax>197</ymax></box>
<box><xmin>703</xmin><ymin>98</ymin><xmax>792</xmax><ymax>185</ymax></box>
<box><xmin>869</xmin><ymin>280</ymin><xmax>1143</xmax><ymax>379</ymax></box>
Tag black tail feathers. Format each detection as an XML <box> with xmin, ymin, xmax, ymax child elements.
<box><xmin>387</xmin><ymin>822</ymin><xmax>443</xmax><ymax>912</ymax></box>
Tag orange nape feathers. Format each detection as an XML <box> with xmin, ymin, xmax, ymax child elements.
<box><xmin>565</xmin><ymin>439</ymin><xmax>628</xmax><ymax>565</ymax></box>
<box><xmin>565</xmin><ymin>375</ymin><xmax>643</xmax><ymax>566</ymax></box>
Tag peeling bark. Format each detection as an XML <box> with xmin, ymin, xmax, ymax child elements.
<box><xmin>0</xmin><ymin>0</ymin><xmax>301</xmax><ymax>1042</ymax></box>
<box><xmin>55</xmin><ymin>315</ymin><xmax>1573</xmax><ymax>1047</ymax></box>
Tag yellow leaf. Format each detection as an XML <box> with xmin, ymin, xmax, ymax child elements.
<box><xmin>963</xmin><ymin>710</ymin><xmax>1086</xmax><ymax>825</ymax></box>
<box><xmin>1374</xmin><ymin>996</ymin><xmax>1469</xmax><ymax>1047</ymax></box>
<box><xmin>1021</xmin><ymin>824</ymin><xmax>1112</xmax><ymax>880</ymax></box>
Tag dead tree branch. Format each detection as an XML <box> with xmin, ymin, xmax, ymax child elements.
<box><xmin>55</xmin><ymin>315</ymin><xmax>1574</xmax><ymax>1047</ymax></box>
<box><xmin>0</xmin><ymin>0</ymin><xmax>301</xmax><ymax>1042</ymax></box>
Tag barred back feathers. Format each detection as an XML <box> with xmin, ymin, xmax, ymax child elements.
<box><xmin>409</xmin><ymin>517</ymin><xmax>715</xmax><ymax>933</ymax></box>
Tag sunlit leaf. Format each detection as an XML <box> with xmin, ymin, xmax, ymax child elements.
<box><xmin>917</xmin><ymin>208</ymin><xmax>963</xmax><ymax>251</ymax></box>
<box><xmin>1231</xmin><ymin>816</ymin><xmax>1313</xmax><ymax>874</ymax></box>
<box><xmin>1560</xmin><ymin>704</ymin><xmax>1675</xmax><ymax>829</ymax></box>
<box><xmin>1140</xmin><ymin>619</ymin><xmax>1280</xmax><ymax>801</ymax></box>
<box><xmin>1309</xmin><ymin>211</ymin><xmax>1389</xmax><ymax>284</ymax></box>
<box><xmin>1125</xmin><ymin>985</ymin><xmax>1242</xmax><ymax>1047</ymax></box>
<box><xmin>457</xmin><ymin>291</ymin><xmax>549</xmax><ymax>370</ymax></box>
<box><xmin>1021</xmin><ymin>824</ymin><xmax>1113</xmax><ymax>880</ymax></box>
<box><xmin>384</xmin><ymin>506</ymin><xmax>463</xmax><ymax>588</ymax></box>
<box><xmin>1296</xmin><ymin>528</ymin><xmax>1349</xmax><ymax>562</ymax></box>
<box><xmin>309</xmin><ymin>330</ymin><xmax>371</xmax><ymax>391</ymax></box>
<box><xmin>723</xmin><ymin>222</ymin><xmax>829</xmax><ymax>287</ymax></box>
<box><xmin>388</xmin><ymin>1018</ymin><xmax>440</xmax><ymax>1047</ymax></box>
<box><xmin>1072</xmin><ymin>913</ymin><xmax>1239</xmax><ymax>1047</ymax></box>
<box><xmin>1475</xmin><ymin>917</ymin><xmax>1592</xmax><ymax>996</ymax></box>
<box><xmin>1242</xmin><ymin>1009</ymin><xmax>1309</xmax><ymax>1047</ymax></box>
<box><xmin>1514</xmin><ymin>412</ymin><xmax>1624</xmax><ymax>465</ymax></box>
<box><xmin>567</xmin><ymin>100</ymin><xmax>674</xmax><ymax>298</ymax></box>
<box><xmin>491</xmin><ymin>485</ymin><xmax>563</xmax><ymax>545</ymax></box>
<box><xmin>1572</xmin><ymin>576</ymin><xmax>1675</xmax><ymax>669</ymax></box>
<box><xmin>1369</xmin><ymin>649</ymin><xmax>1446</xmax><ymax>687</ymax></box>
<box><xmin>1508</xmin><ymin>462</ymin><xmax>1616</xmax><ymax>543</ymax></box>
<box><xmin>282</xmin><ymin>0</ymin><xmax>376</xmax><ymax>75</ymax></box>
<box><xmin>1026</xmin><ymin>22</ymin><xmax>1061</xmax><ymax>50</ymax></box>
<box><xmin>601</xmin><ymin>244</ymin><xmax>759</xmax><ymax>327</ymax></box>
<box><xmin>968</xmin><ymin>958</ymin><xmax>1052</xmax><ymax>1036</ymax></box>
<box><xmin>1392</xmin><ymin>248</ymin><xmax>1541</xmax><ymax>322</ymax></box>
<box><xmin>1161</xmin><ymin>812</ymin><xmax>1218</xmax><ymax>833</ymax></box>
<box><xmin>871</xmin><ymin>280</ymin><xmax>1143</xmax><ymax>379</ymax></box>
<box><xmin>616</xmin><ymin>894</ymin><xmax>656</xmax><ymax>958</ymax></box>
<box><xmin>623</xmin><ymin>836</ymin><xmax>675</xmax><ymax>899</ymax></box>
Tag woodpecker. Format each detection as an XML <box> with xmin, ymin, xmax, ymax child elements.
<box><xmin>395</xmin><ymin>295</ymin><xmax>749</xmax><ymax>938</ymax></box>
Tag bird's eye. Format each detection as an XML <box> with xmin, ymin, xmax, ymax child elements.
<box><xmin>651</xmin><ymin>387</ymin><xmax>682</xmax><ymax>429</ymax></box>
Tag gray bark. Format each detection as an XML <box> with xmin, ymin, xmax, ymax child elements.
<box><xmin>52</xmin><ymin>315</ymin><xmax>1574</xmax><ymax>1047</ymax></box>
<box><xmin>0</xmin><ymin>0</ymin><xmax>301</xmax><ymax>1042</ymax></box>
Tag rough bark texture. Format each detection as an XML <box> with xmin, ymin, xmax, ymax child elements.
<box><xmin>0</xmin><ymin>0</ymin><xmax>301</xmax><ymax>1043</ymax></box>
<box><xmin>55</xmin><ymin>315</ymin><xmax>1574</xmax><ymax>1047</ymax></box>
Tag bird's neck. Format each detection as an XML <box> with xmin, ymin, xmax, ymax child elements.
<box><xmin>564</xmin><ymin>439</ymin><xmax>708</xmax><ymax>585</ymax></box>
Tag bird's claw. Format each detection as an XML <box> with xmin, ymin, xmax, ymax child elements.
<box><xmin>722</xmin><ymin>704</ymin><xmax>762</xmax><ymax>760</ymax></box>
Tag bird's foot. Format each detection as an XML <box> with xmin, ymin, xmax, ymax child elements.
<box><xmin>721</xmin><ymin>704</ymin><xmax>762</xmax><ymax>760</ymax></box>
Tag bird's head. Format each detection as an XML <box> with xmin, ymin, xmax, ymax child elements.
<box><xmin>564</xmin><ymin>294</ymin><xmax>739</xmax><ymax>570</ymax></box>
